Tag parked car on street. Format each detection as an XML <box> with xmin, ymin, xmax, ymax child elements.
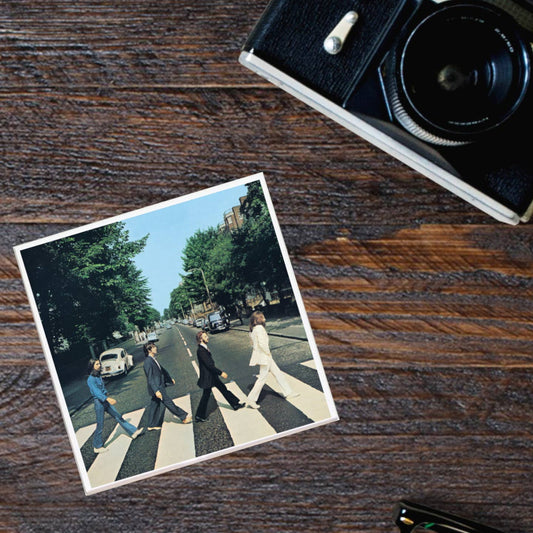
<box><xmin>99</xmin><ymin>348</ymin><xmax>134</xmax><ymax>378</ymax></box>
<box><xmin>207</xmin><ymin>311</ymin><xmax>230</xmax><ymax>333</ymax></box>
<box><xmin>147</xmin><ymin>331</ymin><xmax>158</xmax><ymax>342</ymax></box>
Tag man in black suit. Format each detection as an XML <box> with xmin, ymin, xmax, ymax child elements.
<box><xmin>195</xmin><ymin>330</ymin><xmax>243</xmax><ymax>422</ymax></box>
<box><xmin>143</xmin><ymin>342</ymin><xmax>192</xmax><ymax>430</ymax></box>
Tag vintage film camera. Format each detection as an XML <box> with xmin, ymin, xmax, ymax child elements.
<box><xmin>239</xmin><ymin>0</ymin><xmax>533</xmax><ymax>224</ymax></box>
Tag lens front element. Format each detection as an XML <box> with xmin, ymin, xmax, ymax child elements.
<box><xmin>386</xmin><ymin>2</ymin><xmax>531</xmax><ymax>145</ymax></box>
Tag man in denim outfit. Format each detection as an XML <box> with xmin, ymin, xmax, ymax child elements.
<box><xmin>87</xmin><ymin>358</ymin><xmax>143</xmax><ymax>453</ymax></box>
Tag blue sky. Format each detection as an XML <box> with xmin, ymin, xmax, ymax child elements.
<box><xmin>122</xmin><ymin>182</ymin><xmax>249</xmax><ymax>315</ymax></box>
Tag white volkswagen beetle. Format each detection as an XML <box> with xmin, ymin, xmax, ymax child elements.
<box><xmin>99</xmin><ymin>348</ymin><xmax>134</xmax><ymax>378</ymax></box>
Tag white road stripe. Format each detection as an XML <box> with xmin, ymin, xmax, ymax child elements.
<box><xmin>75</xmin><ymin>424</ymin><xmax>96</xmax><ymax>448</ymax></box>
<box><xmin>87</xmin><ymin>408</ymin><xmax>144</xmax><ymax>488</ymax></box>
<box><xmin>212</xmin><ymin>382</ymin><xmax>276</xmax><ymax>445</ymax></box>
<box><xmin>155</xmin><ymin>395</ymin><xmax>195</xmax><ymax>470</ymax></box>
<box><xmin>265</xmin><ymin>371</ymin><xmax>329</xmax><ymax>422</ymax></box>
<box><xmin>187</xmin><ymin>348</ymin><xmax>193</xmax><ymax>358</ymax></box>
<box><xmin>191</xmin><ymin>360</ymin><xmax>200</xmax><ymax>377</ymax></box>
<box><xmin>301</xmin><ymin>359</ymin><xmax>316</xmax><ymax>370</ymax></box>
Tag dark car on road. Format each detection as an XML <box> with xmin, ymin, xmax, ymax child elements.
<box><xmin>207</xmin><ymin>311</ymin><xmax>230</xmax><ymax>333</ymax></box>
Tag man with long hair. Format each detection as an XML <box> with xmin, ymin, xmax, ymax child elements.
<box><xmin>243</xmin><ymin>311</ymin><xmax>299</xmax><ymax>408</ymax></box>
<box><xmin>87</xmin><ymin>358</ymin><xmax>143</xmax><ymax>453</ymax></box>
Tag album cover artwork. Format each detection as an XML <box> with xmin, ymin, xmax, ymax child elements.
<box><xmin>14</xmin><ymin>172</ymin><xmax>338</xmax><ymax>495</ymax></box>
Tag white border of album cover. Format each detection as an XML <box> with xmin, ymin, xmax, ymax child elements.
<box><xmin>14</xmin><ymin>172</ymin><xmax>339</xmax><ymax>495</ymax></box>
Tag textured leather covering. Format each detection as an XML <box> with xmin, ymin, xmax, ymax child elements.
<box><xmin>243</xmin><ymin>0</ymin><xmax>416</xmax><ymax>104</ymax></box>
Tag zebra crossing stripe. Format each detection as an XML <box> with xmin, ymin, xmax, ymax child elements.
<box><xmin>212</xmin><ymin>382</ymin><xmax>276</xmax><ymax>445</ymax></box>
<box><xmin>265</xmin><ymin>370</ymin><xmax>330</xmax><ymax>422</ymax></box>
<box><xmin>191</xmin><ymin>360</ymin><xmax>200</xmax><ymax>377</ymax></box>
<box><xmin>155</xmin><ymin>395</ymin><xmax>195</xmax><ymax>470</ymax></box>
<box><xmin>75</xmin><ymin>423</ymin><xmax>96</xmax><ymax>448</ymax></box>
<box><xmin>301</xmin><ymin>359</ymin><xmax>316</xmax><ymax>370</ymax></box>
<box><xmin>87</xmin><ymin>408</ymin><xmax>144</xmax><ymax>488</ymax></box>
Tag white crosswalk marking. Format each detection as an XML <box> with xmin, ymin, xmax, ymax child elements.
<box><xmin>191</xmin><ymin>360</ymin><xmax>200</xmax><ymax>376</ymax></box>
<box><xmin>155</xmin><ymin>395</ymin><xmax>195</xmax><ymax>470</ymax></box>
<box><xmin>87</xmin><ymin>408</ymin><xmax>144</xmax><ymax>488</ymax></box>
<box><xmin>79</xmin><ymin>365</ymin><xmax>329</xmax><ymax>491</ymax></box>
<box><xmin>212</xmin><ymin>382</ymin><xmax>276</xmax><ymax>445</ymax></box>
<box><xmin>301</xmin><ymin>359</ymin><xmax>316</xmax><ymax>370</ymax></box>
<box><xmin>265</xmin><ymin>370</ymin><xmax>330</xmax><ymax>422</ymax></box>
<box><xmin>75</xmin><ymin>423</ymin><xmax>96</xmax><ymax>448</ymax></box>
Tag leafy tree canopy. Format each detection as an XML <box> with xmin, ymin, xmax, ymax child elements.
<box><xmin>168</xmin><ymin>181</ymin><xmax>290</xmax><ymax>313</ymax></box>
<box><xmin>22</xmin><ymin>222</ymin><xmax>152</xmax><ymax>355</ymax></box>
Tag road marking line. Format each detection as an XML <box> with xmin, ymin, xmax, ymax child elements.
<box><xmin>187</xmin><ymin>348</ymin><xmax>193</xmax><ymax>358</ymax></box>
<box><xmin>87</xmin><ymin>408</ymin><xmax>144</xmax><ymax>488</ymax></box>
<box><xmin>301</xmin><ymin>359</ymin><xmax>316</xmax><ymax>369</ymax></box>
<box><xmin>212</xmin><ymin>382</ymin><xmax>276</xmax><ymax>445</ymax></box>
<box><xmin>265</xmin><ymin>371</ymin><xmax>329</xmax><ymax>422</ymax></box>
<box><xmin>75</xmin><ymin>424</ymin><xmax>96</xmax><ymax>448</ymax></box>
<box><xmin>191</xmin><ymin>360</ymin><xmax>200</xmax><ymax>377</ymax></box>
<box><xmin>155</xmin><ymin>395</ymin><xmax>195</xmax><ymax>470</ymax></box>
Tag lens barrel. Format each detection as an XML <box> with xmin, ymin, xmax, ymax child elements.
<box><xmin>385</xmin><ymin>1</ymin><xmax>531</xmax><ymax>146</ymax></box>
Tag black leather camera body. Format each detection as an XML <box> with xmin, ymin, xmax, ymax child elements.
<box><xmin>240</xmin><ymin>0</ymin><xmax>533</xmax><ymax>224</ymax></box>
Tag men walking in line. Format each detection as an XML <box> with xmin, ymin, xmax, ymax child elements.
<box><xmin>87</xmin><ymin>358</ymin><xmax>143</xmax><ymax>453</ymax></box>
<box><xmin>195</xmin><ymin>330</ymin><xmax>244</xmax><ymax>422</ymax></box>
<box><xmin>143</xmin><ymin>342</ymin><xmax>192</xmax><ymax>430</ymax></box>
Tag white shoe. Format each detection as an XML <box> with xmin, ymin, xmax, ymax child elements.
<box><xmin>131</xmin><ymin>428</ymin><xmax>144</xmax><ymax>439</ymax></box>
<box><xmin>245</xmin><ymin>401</ymin><xmax>260</xmax><ymax>409</ymax></box>
<box><xmin>93</xmin><ymin>447</ymin><xmax>107</xmax><ymax>453</ymax></box>
<box><xmin>285</xmin><ymin>392</ymin><xmax>300</xmax><ymax>399</ymax></box>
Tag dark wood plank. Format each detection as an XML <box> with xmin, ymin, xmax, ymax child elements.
<box><xmin>0</xmin><ymin>0</ymin><xmax>268</xmax><ymax>88</ymax></box>
<box><xmin>0</xmin><ymin>89</ymin><xmax>486</xmax><ymax>226</ymax></box>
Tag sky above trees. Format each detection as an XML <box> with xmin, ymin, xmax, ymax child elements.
<box><xmin>123</xmin><ymin>182</ymin><xmax>249</xmax><ymax>314</ymax></box>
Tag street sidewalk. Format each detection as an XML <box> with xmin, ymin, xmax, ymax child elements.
<box><xmin>229</xmin><ymin>314</ymin><xmax>307</xmax><ymax>340</ymax></box>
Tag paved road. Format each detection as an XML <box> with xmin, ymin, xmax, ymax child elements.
<box><xmin>70</xmin><ymin>322</ymin><xmax>333</xmax><ymax>492</ymax></box>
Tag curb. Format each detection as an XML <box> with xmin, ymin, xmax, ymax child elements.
<box><xmin>229</xmin><ymin>325</ymin><xmax>307</xmax><ymax>342</ymax></box>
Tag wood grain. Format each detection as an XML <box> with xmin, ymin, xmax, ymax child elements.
<box><xmin>1</xmin><ymin>1</ymin><xmax>532</xmax><ymax>532</ymax></box>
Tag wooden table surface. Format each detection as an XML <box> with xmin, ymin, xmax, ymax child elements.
<box><xmin>2</xmin><ymin>2</ymin><xmax>532</xmax><ymax>532</ymax></box>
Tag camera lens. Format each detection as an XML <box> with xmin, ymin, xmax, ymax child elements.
<box><xmin>385</xmin><ymin>2</ymin><xmax>531</xmax><ymax>146</ymax></box>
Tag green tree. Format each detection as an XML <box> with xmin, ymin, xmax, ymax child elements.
<box><xmin>181</xmin><ymin>227</ymin><xmax>219</xmax><ymax>303</ymax></box>
<box><xmin>169</xmin><ymin>285</ymin><xmax>191</xmax><ymax>319</ymax></box>
<box><xmin>21</xmin><ymin>222</ymin><xmax>151</xmax><ymax>356</ymax></box>
<box><xmin>207</xmin><ymin>231</ymin><xmax>247</xmax><ymax>307</ymax></box>
<box><xmin>233</xmin><ymin>181</ymin><xmax>288</xmax><ymax>297</ymax></box>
